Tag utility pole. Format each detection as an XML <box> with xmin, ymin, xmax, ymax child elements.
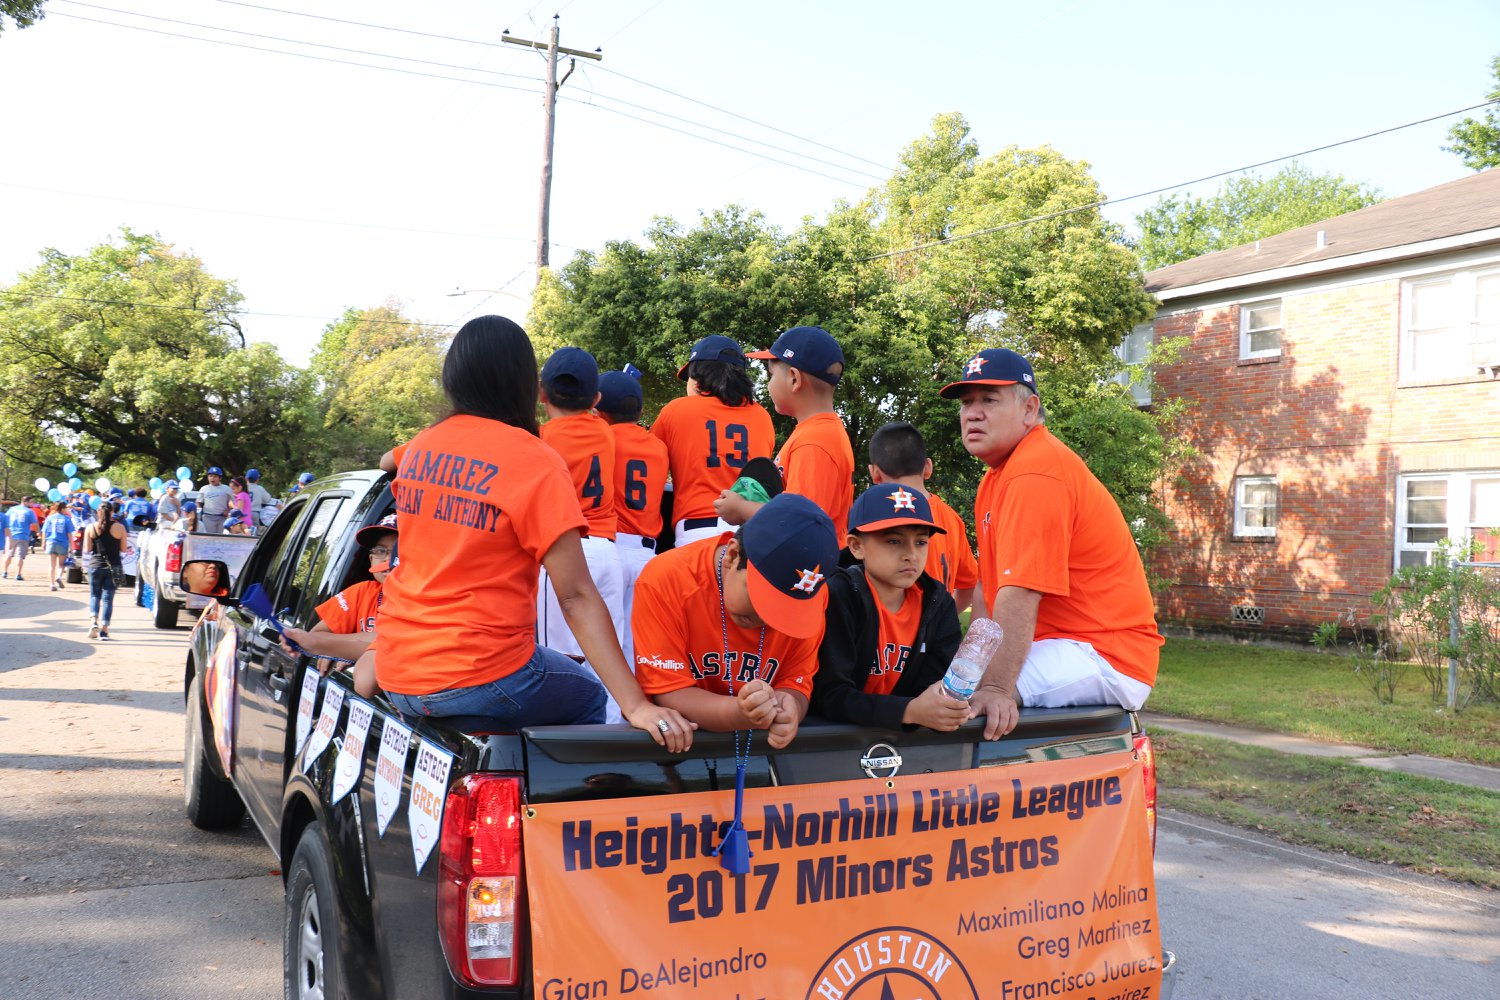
<box><xmin>502</xmin><ymin>17</ymin><xmax>601</xmax><ymax>272</ymax></box>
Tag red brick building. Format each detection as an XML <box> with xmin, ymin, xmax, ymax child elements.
<box><xmin>1140</xmin><ymin>170</ymin><xmax>1500</xmax><ymax>638</ymax></box>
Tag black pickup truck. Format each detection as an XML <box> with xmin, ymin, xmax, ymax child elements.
<box><xmin>179</xmin><ymin>470</ymin><xmax>1177</xmax><ymax>999</ymax></box>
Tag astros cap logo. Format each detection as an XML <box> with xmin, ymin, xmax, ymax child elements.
<box><xmin>964</xmin><ymin>354</ymin><xmax>987</xmax><ymax>375</ymax></box>
<box><xmin>793</xmin><ymin>566</ymin><xmax>825</xmax><ymax>593</ymax></box>
<box><xmin>889</xmin><ymin>487</ymin><xmax>917</xmax><ymax>512</ymax></box>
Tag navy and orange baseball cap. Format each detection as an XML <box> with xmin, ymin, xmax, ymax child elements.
<box><xmin>847</xmin><ymin>484</ymin><xmax>947</xmax><ymax>536</ymax></box>
<box><xmin>938</xmin><ymin>348</ymin><xmax>1037</xmax><ymax>399</ymax></box>
<box><xmin>597</xmin><ymin>370</ymin><xmax>644</xmax><ymax>416</ymax></box>
<box><xmin>355</xmin><ymin>513</ymin><xmax>399</xmax><ymax>549</ymax></box>
<box><xmin>540</xmin><ymin>346</ymin><xmax>600</xmax><ymax>401</ymax></box>
<box><xmin>748</xmin><ymin>326</ymin><xmax>844</xmax><ymax>385</ymax></box>
<box><xmin>677</xmin><ymin>334</ymin><xmax>748</xmax><ymax>380</ymax></box>
<box><xmin>740</xmin><ymin>493</ymin><xmax>839</xmax><ymax>638</ymax></box>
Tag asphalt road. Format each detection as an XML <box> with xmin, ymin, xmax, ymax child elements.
<box><xmin>2</xmin><ymin>575</ymin><xmax>1498</xmax><ymax>999</ymax></box>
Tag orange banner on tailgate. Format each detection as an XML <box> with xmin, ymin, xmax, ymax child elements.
<box><xmin>524</xmin><ymin>751</ymin><xmax>1162</xmax><ymax>999</ymax></box>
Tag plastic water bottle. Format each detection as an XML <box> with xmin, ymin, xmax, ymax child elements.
<box><xmin>942</xmin><ymin>617</ymin><xmax>1005</xmax><ymax>701</ymax></box>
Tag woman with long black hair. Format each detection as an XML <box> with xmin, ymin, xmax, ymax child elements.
<box><xmin>81</xmin><ymin>502</ymin><xmax>129</xmax><ymax>639</ymax></box>
<box><xmin>367</xmin><ymin>316</ymin><xmax>694</xmax><ymax>750</ymax></box>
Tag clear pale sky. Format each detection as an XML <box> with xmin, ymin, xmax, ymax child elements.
<box><xmin>2</xmin><ymin>0</ymin><xmax>1496</xmax><ymax>365</ymax></box>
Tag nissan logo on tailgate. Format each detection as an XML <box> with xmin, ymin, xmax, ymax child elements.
<box><xmin>860</xmin><ymin>743</ymin><xmax>902</xmax><ymax>779</ymax></box>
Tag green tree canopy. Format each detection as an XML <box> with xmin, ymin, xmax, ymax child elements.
<box><xmin>0</xmin><ymin>1</ymin><xmax>45</xmax><ymax>32</ymax></box>
<box><xmin>306</xmin><ymin>301</ymin><xmax>447</xmax><ymax>472</ymax></box>
<box><xmin>1134</xmin><ymin>163</ymin><xmax>1383</xmax><ymax>271</ymax></box>
<box><xmin>533</xmin><ymin>113</ymin><xmax>1178</xmax><ymax>553</ymax></box>
<box><xmin>1444</xmin><ymin>54</ymin><xmax>1500</xmax><ymax>171</ymax></box>
<box><xmin>0</xmin><ymin>228</ymin><xmax>315</xmax><ymax>482</ymax></box>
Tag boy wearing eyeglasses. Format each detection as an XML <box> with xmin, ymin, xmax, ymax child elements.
<box><xmin>281</xmin><ymin>514</ymin><xmax>398</xmax><ymax>698</ymax></box>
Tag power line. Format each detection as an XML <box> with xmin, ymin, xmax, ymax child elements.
<box><xmin>51</xmin><ymin>8</ymin><xmax>878</xmax><ymax>188</ymax></box>
<box><xmin>860</xmin><ymin>99</ymin><xmax>1500</xmax><ymax>262</ymax></box>
<box><xmin>204</xmin><ymin>0</ymin><xmax>889</xmax><ymax>175</ymax></box>
<box><xmin>0</xmin><ymin>179</ymin><xmax>560</xmax><ymax>247</ymax></box>
<box><xmin>598</xmin><ymin>0</ymin><xmax>667</xmax><ymax>48</ymax></box>
<box><xmin>55</xmin><ymin>1</ymin><xmax>541</xmax><ymax>84</ymax></box>
<box><xmin>0</xmin><ymin>290</ymin><xmax>461</xmax><ymax>327</ymax></box>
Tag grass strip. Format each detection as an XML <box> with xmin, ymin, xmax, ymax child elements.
<box><xmin>1154</xmin><ymin>731</ymin><xmax>1500</xmax><ymax>890</ymax></box>
<box><xmin>1154</xmin><ymin>638</ymin><xmax>1500</xmax><ymax>766</ymax></box>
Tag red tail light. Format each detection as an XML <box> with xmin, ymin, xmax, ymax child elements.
<box><xmin>1134</xmin><ymin>732</ymin><xmax>1158</xmax><ymax>852</ymax></box>
<box><xmin>438</xmin><ymin>775</ymin><xmax>526</xmax><ymax>988</ymax></box>
<box><xmin>165</xmin><ymin>539</ymin><xmax>183</xmax><ymax>573</ymax></box>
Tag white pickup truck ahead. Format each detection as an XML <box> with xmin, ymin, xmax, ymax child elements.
<box><xmin>137</xmin><ymin>526</ymin><xmax>256</xmax><ymax>628</ymax></box>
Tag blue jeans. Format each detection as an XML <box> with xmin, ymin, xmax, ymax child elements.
<box><xmin>387</xmin><ymin>644</ymin><xmax>606</xmax><ymax>725</ymax></box>
<box><xmin>89</xmin><ymin>566</ymin><xmax>116</xmax><ymax>626</ymax></box>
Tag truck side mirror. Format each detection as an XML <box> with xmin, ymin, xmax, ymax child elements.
<box><xmin>181</xmin><ymin>559</ymin><xmax>232</xmax><ymax>598</ymax></box>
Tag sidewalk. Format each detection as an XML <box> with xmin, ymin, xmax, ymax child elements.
<box><xmin>1141</xmin><ymin>711</ymin><xmax>1500</xmax><ymax>794</ymax></box>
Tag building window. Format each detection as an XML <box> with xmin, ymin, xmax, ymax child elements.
<box><xmin>1113</xmin><ymin>322</ymin><xmax>1153</xmax><ymax>406</ymax></box>
<box><xmin>1234</xmin><ymin>476</ymin><xmax>1278</xmax><ymax>538</ymax></box>
<box><xmin>1395</xmin><ymin>471</ymin><xmax>1500</xmax><ymax>567</ymax></box>
<box><xmin>1401</xmin><ymin>266</ymin><xmax>1500</xmax><ymax>380</ymax></box>
<box><xmin>1240</xmin><ymin>299</ymin><xmax>1282</xmax><ymax>359</ymax></box>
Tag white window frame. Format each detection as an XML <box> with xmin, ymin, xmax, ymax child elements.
<box><xmin>1400</xmin><ymin>266</ymin><xmax>1500</xmax><ymax>381</ymax></box>
<box><xmin>1113</xmin><ymin>322</ymin><xmax>1153</xmax><ymax>406</ymax></box>
<box><xmin>1239</xmin><ymin>299</ymin><xmax>1283</xmax><ymax>360</ymax></box>
<box><xmin>1233</xmin><ymin>476</ymin><xmax>1278</xmax><ymax>538</ymax></box>
<box><xmin>1395</xmin><ymin>471</ymin><xmax>1500</xmax><ymax>569</ymax></box>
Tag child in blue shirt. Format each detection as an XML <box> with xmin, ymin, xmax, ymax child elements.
<box><xmin>42</xmin><ymin>502</ymin><xmax>74</xmax><ymax>590</ymax></box>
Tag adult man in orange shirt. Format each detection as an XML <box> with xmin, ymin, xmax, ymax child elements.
<box><xmin>597</xmin><ymin>370</ymin><xmax>669</xmax><ymax>669</ymax></box>
<box><xmin>633</xmin><ymin>493</ymin><xmax>839</xmax><ymax>749</ymax></box>
<box><xmin>537</xmin><ymin>348</ymin><xmax>627</xmax><ymax>697</ymax></box>
<box><xmin>942</xmin><ymin>348</ymin><xmax>1163</xmax><ymax>739</ymax></box>
<box><xmin>716</xmin><ymin>326</ymin><xmax>853</xmax><ymax>533</ymax></box>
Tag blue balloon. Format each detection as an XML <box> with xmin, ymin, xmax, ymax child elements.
<box><xmin>149</xmin><ymin>477</ymin><xmax>163</xmax><ymax>489</ymax></box>
<box><xmin>89</xmin><ymin>497</ymin><xmax>103</xmax><ymax>510</ymax></box>
<box><xmin>62</xmin><ymin>462</ymin><xmax>78</xmax><ymax>477</ymax></box>
<box><xmin>176</xmin><ymin>466</ymin><xmax>192</xmax><ymax>480</ymax></box>
<box><xmin>47</xmin><ymin>488</ymin><xmax>63</xmax><ymax>502</ymax></box>
<box><xmin>68</xmin><ymin>477</ymin><xmax>82</xmax><ymax>491</ymax></box>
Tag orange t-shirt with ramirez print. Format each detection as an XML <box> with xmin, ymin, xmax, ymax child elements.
<box><xmin>541</xmin><ymin>411</ymin><xmax>618</xmax><ymax>541</ymax></box>
<box><xmin>973</xmin><ymin>425</ymin><xmax>1163</xmax><ymax>686</ymax></box>
<box><xmin>650</xmin><ymin>393</ymin><xmax>776</xmax><ymax>522</ymax></box>
<box><xmin>776</xmin><ymin>412</ymin><xmax>854</xmax><ymax>534</ymax></box>
<box><xmin>865</xmin><ymin>579</ymin><xmax>922</xmax><ymax>695</ymax></box>
<box><xmin>315</xmin><ymin>580</ymin><xmax>382</xmax><ymax>634</ymax></box>
<box><xmin>610</xmin><ymin>423</ymin><xmax>669</xmax><ymax>539</ymax></box>
<box><xmin>377</xmin><ymin>415</ymin><xmax>587</xmax><ymax>695</ymax></box>
<box><xmin>925</xmin><ymin>492</ymin><xmax>979</xmax><ymax>595</ymax></box>
<box><xmin>632</xmin><ymin>534</ymin><xmax>821</xmax><ymax>699</ymax></box>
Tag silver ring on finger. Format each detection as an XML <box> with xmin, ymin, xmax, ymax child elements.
<box><xmin>656</xmin><ymin>719</ymin><xmax>671</xmax><ymax>734</ymax></box>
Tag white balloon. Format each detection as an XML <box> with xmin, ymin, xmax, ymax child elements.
<box><xmin>150</xmin><ymin>488</ymin><xmax>163</xmax><ymax>500</ymax></box>
<box><xmin>34</xmin><ymin>477</ymin><xmax>50</xmax><ymax>492</ymax></box>
<box><xmin>95</xmin><ymin>477</ymin><xmax>112</xmax><ymax>492</ymax></box>
<box><xmin>179</xmin><ymin>478</ymin><xmax>194</xmax><ymax>492</ymax></box>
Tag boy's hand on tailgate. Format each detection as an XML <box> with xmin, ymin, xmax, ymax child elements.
<box><xmin>735</xmin><ymin>679</ymin><xmax>777</xmax><ymax>729</ymax></box>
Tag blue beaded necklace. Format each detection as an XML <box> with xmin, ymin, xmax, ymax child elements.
<box><xmin>713</xmin><ymin>543</ymin><xmax>763</xmax><ymax>874</ymax></box>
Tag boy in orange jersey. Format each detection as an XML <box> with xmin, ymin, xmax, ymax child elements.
<box><xmin>867</xmin><ymin>420</ymin><xmax>979</xmax><ymax>613</ymax></box>
<box><xmin>715</xmin><ymin>326</ymin><xmax>853</xmax><ymax>532</ymax></box>
<box><xmin>632</xmin><ymin>493</ymin><xmax>839</xmax><ymax>748</ymax></box>
<box><xmin>811</xmin><ymin>484</ymin><xmax>967</xmax><ymax>731</ymax></box>
<box><xmin>596</xmin><ymin>370</ymin><xmax>669</xmax><ymax>670</ymax></box>
<box><xmin>650</xmin><ymin>335</ymin><xmax>776</xmax><ymax>547</ymax></box>
<box><xmin>537</xmin><ymin>348</ymin><xmax>628</xmax><ymax>716</ymax></box>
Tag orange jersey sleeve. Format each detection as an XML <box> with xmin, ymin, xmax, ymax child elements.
<box><xmin>541</xmin><ymin>412</ymin><xmax>618</xmax><ymax>540</ymax></box>
<box><xmin>315</xmin><ymin>580</ymin><xmax>383</xmax><ymax>634</ymax></box>
<box><xmin>776</xmin><ymin>412</ymin><xmax>854</xmax><ymax>533</ymax></box>
<box><xmin>925</xmin><ymin>492</ymin><xmax>979</xmax><ymax>593</ymax></box>
<box><xmin>632</xmin><ymin>534</ymin><xmax>821</xmax><ymax>699</ymax></box>
<box><xmin>610</xmin><ymin>423</ymin><xmax>669</xmax><ymax>538</ymax></box>
<box><xmin>375</xmin><ymin>415</ymin><xmax>588</xmax><ymax>695</ymax></box>
<box><xmin>650</xmin><ymin>394</ymin><xmax>776</xmax><ymax>521</ymax></box>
